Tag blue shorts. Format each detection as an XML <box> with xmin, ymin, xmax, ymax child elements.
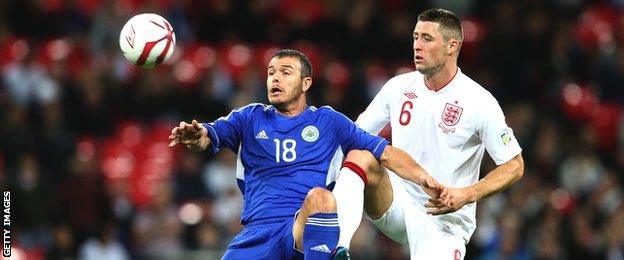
<box><xmin>222</xmin><ymin>217</ymin><xmax>304</xmax><ymax>260</ymax></box>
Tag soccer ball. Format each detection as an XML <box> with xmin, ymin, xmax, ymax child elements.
<box><xmin>119</xmin><ymin>13</ymin><xmax>176</xmax><ymax>68</ymax></box>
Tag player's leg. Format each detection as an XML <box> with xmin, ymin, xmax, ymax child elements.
<box><xmin>333</xmin><ymin>150</ymin><xmax>403</xmax><ymax>248</ymax></box>
<box><xmin>222</xmin><ymin>222</ymin><xmax>289</xmax><ymax>259</ymax></box>
<box><xmin>293</xmin><ymin>187</ymin><xmax>340</xmax><ymax>260</ymax></box>
<box><xmin>402</xmin><ymin>202</ymin><xmax>466</xmax><ymax>259</ymax></box>
<box><xmin>410</xmin><ymin>233</ymin><xmax>465</xmax><ymax>260</ymax></box>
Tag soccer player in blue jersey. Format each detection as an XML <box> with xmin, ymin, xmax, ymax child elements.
<box><xmin>169</xmin><ymin>49</ymin><xmax>445</xmax><ymax>260</ymax></box>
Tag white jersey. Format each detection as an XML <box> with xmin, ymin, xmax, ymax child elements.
<box><xmin>355</xmin><ymin>68</ymin><xmax>522</xmax><ymax>242</ymax></box>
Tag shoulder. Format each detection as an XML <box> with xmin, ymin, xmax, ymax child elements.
<box><xmin>217</xmin><ymin>103</ymin><xmax>270</xmax><ymax>122</ymax></box>
<box><xmin>230</xmin><ymin>103</ymin><xmax>271</xmax><ymax>116</ymax></box>
<box><xmin>457</xmin><ymin>72</ymin><xmax>499</xmax><ymax>106</ymax></box>
<box><xmin>370</xmin><ymin>71</ymin><xmax>423</xmax><ymax>99</ymax></box>
<box><xmin>315</xmin><ymin>105</ymin><xmax>335</xmax><ymax>113</ymax></box>
<box><xmin>385</xmin><ymin>71</ymin><xmax>423</xmax><ymax>88</ymax></box>
<box><xmin>316</xmin><ymin>105</ymin><xmax>346</xmax><ymax>117</ymax></box>
<box><xmin>316</xmin><ymin>106</ymin><xmax>353</xmax><ymax>122</ymax></box>
<box><xmin>234</xmin><ymin>103</ymin><xmax>271</xmax><ymax>113</ymax></box>
<box><xmin>455</xmin><ymin>73</ymin><xmax>504</xmax><ymax>120</ymax></box>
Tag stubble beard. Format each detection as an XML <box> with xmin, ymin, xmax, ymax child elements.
<box><xmin>271</xmin><ymin>83</ymin><xmax>304</xmax><ymax>112</ymax></box>
<box><xmin>416</xmin><ymin>61</ymin><xmax>445</xmax><ymax>76</ymax></box>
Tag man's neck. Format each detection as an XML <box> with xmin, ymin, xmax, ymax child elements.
<box><xmin>424</xmin><ymin>65</ymin><xmax>458</xmax><ymax>92</ymax></box>
<box><xmin>275</xmin><ymin>101</ymin><xmax>307</xmax><ymax>117</ymax></box>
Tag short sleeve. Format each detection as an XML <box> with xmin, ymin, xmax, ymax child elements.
<box><xmin>476</xmin><ymin>97</ymin><xmax>522</xmax><ymax>165</ymax></box>
<box><xmin>203</xmin><ymin>106</ymin><xmax>251</xmax><ymax>154</ymax></box>
<box><xmin>355</xmin><ymin>80</ymin><xmax>392</xmax><ymax>135</ymax></box>
<box><xmin>331</xmin><ymin>109</ymin><xmax>389</xmax><ymax>160</ymax></box>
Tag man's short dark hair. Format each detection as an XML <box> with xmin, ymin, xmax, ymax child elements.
<box><xmin>417</xmin><ymin>9</ymin><xmax>463</xmax><ymax>42</ymax></box>
<box><xmin>273</xmin><ymin>49</ymin><xmax>313</xmax><ymax>78</ymax></box>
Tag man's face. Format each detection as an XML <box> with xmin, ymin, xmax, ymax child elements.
<box><xmin>412</xmin><ymin>21</ymin><xmax>448</xmax><ymax>75</ymax></box>
<box><xmin>266</xmin><ymin>56</ymin><xmax>308</xmax><ymax>109</ymax></box>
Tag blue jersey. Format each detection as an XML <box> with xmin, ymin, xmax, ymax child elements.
<box><xmin>203</xmin><ymin>104</ymin><xmax>388</xmax><ymax>225</ymax></box>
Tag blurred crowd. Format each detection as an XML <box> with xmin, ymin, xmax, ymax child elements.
<box><xmin>1</xmin><ymin>0</ymin><xmax>623</xmax><ymax>259</ymax></box>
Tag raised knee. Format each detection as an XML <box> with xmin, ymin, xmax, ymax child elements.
<box><xmin>344</xmin><ymin>150</ymin><xmax>384</xmax><ymax>184</ymax></box>
<box><xmin>344</xmin><ymin>150</ymin><xmax>376</xmax><ymax>167</ymax></box>
<box><xmin>303</xmin><ymin>187</ymin><xmax>336</xmax><ymax>213</ymax></box>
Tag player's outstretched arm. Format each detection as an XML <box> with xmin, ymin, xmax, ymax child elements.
<box><xmin>426</xmin><ymin>153</ymin><xmax>524</xmax><ymax>215</ymax></box>
<box><xmin>379</xmin><ymin>145</ymin><xmax>446</xmax><ymax>199</ymax></box>
<box><xmin>168</xmin><ymin>119</ymin><xmax>211</xmax><ymax>152</ymax></box>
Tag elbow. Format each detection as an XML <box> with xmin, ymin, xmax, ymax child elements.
<box><xmin>511</xmin><ymin>154</ymin><xmax>524</xmax><ymax>182</ymax></box>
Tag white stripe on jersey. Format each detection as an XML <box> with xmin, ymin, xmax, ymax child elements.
<box><xmin>372</xmin><ymin>139</ymin><xmax>386</xmax><ymax>155</ymax></box>
<box><xmin>219</xmin><ymin>103</ymin><xmax>266</xmax><ymax>121</ymax></box>
<box><xmin>326</xmin><ymin>146</ymin><xmax>344</xmax><ymax>186</ymax></box>
<box><xmin>205</xmin><ymin>123</ymin><xmax>220</xmax><ymax>147</ymax></box>
<box><xmin>236</xmin><ymin>144</ymin><xmax>245</xmax><ymax>181</ymax></box>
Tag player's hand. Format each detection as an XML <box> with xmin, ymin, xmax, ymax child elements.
<box><xmin>425</xmin><ymin>187</ymin><xmax>471</xmax><ymax>215</ymax></box>
<box><xmin>168</xmin><ymin>119</ymin><xmax>208</xmax><ymax>150</ymax></box>
<box><xmin>419</xmin><ymin>174</ymin><xmax>446</xmax><ymax>200</ymax></box>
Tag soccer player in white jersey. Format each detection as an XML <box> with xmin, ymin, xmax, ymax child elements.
<box><xmin>331</xmin><ymin>9</ymin><xmax>525</xmax><ymax>259</ymax></box>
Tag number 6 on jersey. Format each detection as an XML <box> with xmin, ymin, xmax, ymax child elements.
<box><xmin>399</xmin><ymin>101</ymin><xmax>413</xmax><ymax>125</ymax></box>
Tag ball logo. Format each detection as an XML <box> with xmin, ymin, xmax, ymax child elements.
<box><xmin>301</xmin><ymin>126</ymin><xmax>319</xmax><ymax>142</ymax></box>
<box><xmin>135</xmin><ymin>19</ymin><xmax>175</xmax><ymax>66</ymax></box>
<box><xmin>125</xmin><ymin>25</ymin><xmax>136</xmax><ymax>48</ymax></box>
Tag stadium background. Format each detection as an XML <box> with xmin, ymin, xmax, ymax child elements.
<box><xmin>1</xmin><ymin>0</ymin><xmax>623</xmax><ymax>259</ymax></box>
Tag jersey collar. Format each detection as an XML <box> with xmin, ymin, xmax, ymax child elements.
<box><xmin>424</xmin><ymin>67</ymin><xmax>460</xmax><ymax>94</ymax></box>
<box><xmin>270</xmin><ymin>105</ymin><xmax>314</xmax><ymax>120</ymax></box>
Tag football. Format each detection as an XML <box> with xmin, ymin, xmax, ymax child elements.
<box><xmin>119</xmin><ymin>13</ymin><xmax>176</xmax><ymax>68</ymax></box>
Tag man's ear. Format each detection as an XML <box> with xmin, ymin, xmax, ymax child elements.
<box><xmin>302</xmin><ymin>77</ymin><xmax>312</xmax><ymax>92</ymax></box>
<box><xmin>448</xmin><ymin>39</ymin><xmax>461</xmax><ymax>55</ymax></box>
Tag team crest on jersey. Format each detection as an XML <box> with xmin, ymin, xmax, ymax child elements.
<box><xmin>438</xmin><ymin>103</ymin><xmax>463</xmax><ymax>133</ymax></box>
<box><xmin>301</xmin><ymin>125</ymin><xmax>319</xmax><ymax>142</ymax></box>
<box><xmin>441</xmin><ymin>103</ymin><xmax>463</xmax><ymax>126</ymax></box>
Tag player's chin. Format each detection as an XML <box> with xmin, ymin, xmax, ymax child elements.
<box><xmin>415</xmin><ymin>65</ymin><xmax>433</xmax><ymax>74</ymax></box>
<box><xmin>268</xmin><ymin>96</ymin><xmax>280</xmax><ymax>104</ymax></box>
<box><xmin>269</xmin><ymin>98</ymin><xmax>286</xmax><ymax>108</ymax></box>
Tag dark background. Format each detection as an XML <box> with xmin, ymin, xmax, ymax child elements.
<box><xmin>0</xmin><ymin>0</ymin><xmax>623</xmax><ymax>259</ymax></box>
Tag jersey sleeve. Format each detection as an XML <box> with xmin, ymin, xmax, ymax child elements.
<box><xmin>331</xmin><ymin>110</ymin><xmax>389</xmax><ymax>160</ymax></box>
<box><xmin>202</xmin><ymin>106</ymin><xmax>251</xmax><ymax>154</ymax></box>
<box><xmin>354</xmin><ymin>80</ymin><xmax>392</xmax><ymax>135</ymax></box>
<box><xmin>476</xmin><ymin>97</ymin><xmax>522</xmax><ymax>165</ymax></box>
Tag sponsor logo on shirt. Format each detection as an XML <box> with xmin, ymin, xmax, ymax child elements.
<box><xmin>310</xmin><ymin>244</ymin><xmax>331</xmax><ymax>253</ymax></box>
<box><xmin>404</xmin><ymin>92</ymin><xmax>418</xmax><ymax>99</ymax></box>
<box><xmin>301</xmin><ymin>125</ymin><xmax>319</xmax><ymax>142</ymax></box>
<box><xmin>255</xmin><ymin>130</ymin><xmax>268</xmax><ymax>139</ymax></box>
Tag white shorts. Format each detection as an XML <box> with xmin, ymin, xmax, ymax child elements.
<box><xmin>366</xmin><ymin>171</ymin><xmax>466</xmax><ymax>260</ymax></box>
